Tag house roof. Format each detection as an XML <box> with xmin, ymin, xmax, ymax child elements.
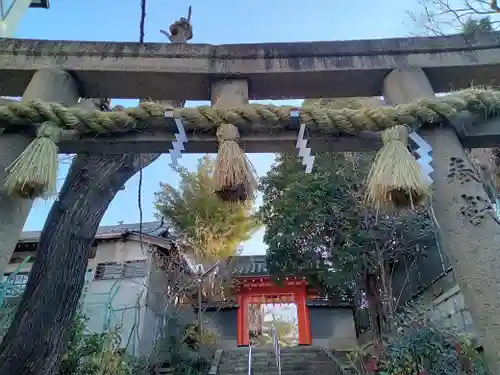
<box><xmin>229</xmin><ymin>255</ymin><xmax>322</xmax><ymax>278</ymax></box>
<box><xmin>19</xmin><ymin>220</ymin><xmax>167</xmax><ymax>242</ymax></box>
<box><xmin>230</xmin><ymin>255</ymin><xmax>269</xmax><ymax>276</ymax></box>
<box><xmin>16</xmin><ymin>220</ymin><xmax>200</xmax><ymax>274</ymax></box>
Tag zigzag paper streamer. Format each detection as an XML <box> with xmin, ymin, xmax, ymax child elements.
<box><xmin>164</xmin><ymin>111</ymin><xmax>188</xmax><ymax>168</ymax></box>
<box><xmin>409</xmin><ymin>131</ymin><xmax>433</xmax><ymax>183</ymax></box>
<box><xmin>291</xmin><ymin>109</ymin><xmax>315</xmax><ymax>173</ymax></box>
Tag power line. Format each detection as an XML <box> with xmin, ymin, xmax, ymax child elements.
<box><xmin>139</xmin><ymin>0</ymin><xmax>146</xmax><ymax>43</ymax></box>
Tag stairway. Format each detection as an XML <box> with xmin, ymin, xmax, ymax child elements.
<box><xmin>217</xmin><ymin>346</ymin><xmax>343</xmax><ymax>375</ymax></box>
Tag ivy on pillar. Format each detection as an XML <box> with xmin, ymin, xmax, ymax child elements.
<box><xmin>383</xmin><ymin>67</ymin><xmax>500</xmax><ymax>372</ymax></box>
<box><xmin>0</xmin><ymin>69</ymin><xmax>80</xmax><ymax>276</ymax></box>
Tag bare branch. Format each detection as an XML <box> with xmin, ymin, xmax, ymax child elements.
<box><xmin>409</xmin><ymin>0</ymin><xmax>500</xmax><ymax>35</ymax></box>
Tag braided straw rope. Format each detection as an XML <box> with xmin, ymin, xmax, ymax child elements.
<box><xmin>213</xmin><ymin>123</ymin><xmax>258</xmax><ymax>202</ymax></box>
<box><xmin>2</xmin><ymin>87</ymin><xmax>500</xmax><ymax>201</ymax></box>
<box><xmin>5</xmin><ymin>121</ymin><xmax>62</xmax><ymax>199</ymax></box>
<box><xmin>365</xmin><ymin>125</ymin><xmax>430</xmax><ymax>210</ymax></box>
<box><xmin>0</xmin><ymin>88</ymin><xmax>499</xmax><ymax>135</ymax></box>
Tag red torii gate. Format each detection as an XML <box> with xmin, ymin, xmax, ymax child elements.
<box><xmin>231</xmin><ymin>256</ymin><xmax>316</xmax><ymax>346</ymax></box>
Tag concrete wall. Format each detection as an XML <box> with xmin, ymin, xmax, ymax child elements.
<box><xmin>82</xmin><ymin>277</ymin><xmax>148</xmax><ymax>355</ymax></box>
<box><xmin>1</xmin><ymin>239</ymin><xmax>152</xmax><ymax>355</ymax></box>
<box><xmin>83</xmin><ymin>241</ymin><xmax>150</xmax><ymax>355</ymax></box>
<box><xmin>308</xmin><ymin>306</ymin><xmax>357</xmax><ymax>350</ymax></box>
<box><xmin>203</xmin><ymin>307</ymin><xmax>238</xmax><ymax>349</ymax></box>
<box><xmin>139</xmin><ymin>257</ymin><xmax>169</xmax><ymax>356</ymax></box>
<box><xmin>3</xmin><ymin>258</ymin><xmax>32</xmax><ymax>274</ymax></box>
<box><xmin>427</xmin><ymin>285</ymin><xmax>476</xmax><ymax>336</ymax></box>
<box><xmin>408</xmin><ymin>271</ymin><xmax>476</xmax><ymax>336</ymax></box>
<box><xmin>137</xmin><ymin>252</ymin><xmax>196</xmax><ymax>356</ymax></box>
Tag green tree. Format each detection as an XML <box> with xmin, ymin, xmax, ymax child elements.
<box><xmin>463</xmin><ymin>16</ymin><xmax>495</xmax><ymax>35</ymax></box>
<box><xmin>259</xmin><ymin>152</ymin><xmax>435</xmax><ymax>336</ymax></box>
<box><xmin>260</xmin><ymin>152</ymin><xmax>365</xmax><ymax>292</ymax></box>
<box><xmin>259</xmin><ymin>95</ymin><xmax>438</xmax><ymax>339</ymax></box>
<box><xmin>252</xmin><ymin>312</ymin><xmax>297</xmax><ymax>347</ymax></box>
<box><xmin>155</xmin><ymin>155</ymin><xmax>260</xmax><ymax>262</ymax></box>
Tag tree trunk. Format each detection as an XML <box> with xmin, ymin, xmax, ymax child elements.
<box><xmin>0</xmin><ymin>153</ymin><xmax>160</xmax><ymax>375</ymax></box>
<box><xmin>364</xmin><ymin>271</ymin><xmax>383</xmax><ymax>342</ymax></box>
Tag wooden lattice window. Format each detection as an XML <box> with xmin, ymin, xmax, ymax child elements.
<box><xmin>94</xmin><ymin>259</ymin><xmax>148</xmax><ymax>280</ymax></box>
<box><xmin>123</xmin><ymin>259</ymin><xmax>148</xmax><ymax>278</ymax></box>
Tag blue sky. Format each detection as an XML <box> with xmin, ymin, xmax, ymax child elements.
<box><xmin>16</xmin><ymin>0</ymin><xmax>419</xmax><ymax>255</ymax></box>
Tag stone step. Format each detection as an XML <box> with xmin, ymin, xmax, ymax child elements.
<box><xmin>220</xmin><ymin>361</ymin><xmax>324</xmax><ymax>368</ymax></box>
<box><xmin>220</xmin><ymin>360</ymin><xmax>332</xmax><ymax>368</ymax></box>
<box><xmin>217</xmin><ymin>347</ymin><xmax>341</xmax><ymax>375</ymax></box>
<box><xmin>223</xmin><ymin>370</ymin><xmax>340</xmax><ymax>375</ymax></box>
<box><xmin>220</xmin><ymin>364</ymin><xmax>337</xmax><ymax>372</ymax></box>
<box><xmin>222</xmin><ymin>347</ymin><xmax>322</xmax><ymax>355</ymax></box>
<box><xmin>234</xmin><ymin>347</ymin><xmax>320</xmax><ymax>351</ymax></box>
<box><xmin>220</xmin><ymin>359</ymin><xmax>333</xmax><ymax>366</ymax></box>
<box><xmin>220</xmin><ymin>357</ymin><xmax>324</xmax><ymax>364</ymax></box>
<box><xmin>220</xmin><ymin>356</ymin><xmax>328</xmax><ymax>364</ymax></box>
<box><xmin>220</xmin><ymin>362</ymin><xmax>337</xmax><ymax>370</ymax></box>
<box><xmin>222</xmin><ymin>351</ymin><xmax>324</xmax><ymax>359</ymax></box>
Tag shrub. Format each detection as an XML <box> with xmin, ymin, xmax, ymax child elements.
<box><xmin>149</xmin><ymin>307</ymin><xmax>217</xmax><ymax>375</ymax></box>
<box><xmin>378</xmin><ymin>305</ymin><xmax>488</xmax><ymax>375</ymax></box>
<box><xmin>58</xmin><ymin>313</ymin><xmax>145</xmax><ymax>375</ymax></box>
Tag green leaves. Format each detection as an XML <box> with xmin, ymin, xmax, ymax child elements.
<box><xmin>379</xmin><ymin>316</ymin><xmax>487</xmax><ymax>375</ymax></box>
<box><xmin>155</xmin><ymin>155</ymin><xmax>260</xmax><ymax>262</ymax></box>
<box><xmin>259</xmin><ymin>146</ymin><xmax>436</xmax><ymax>301</ymax></box>
<box><xmin>259</xmin><ymin>152</ymin><xmax>371</xmax><ymax>294</ymax></box>
<box><xmin>58</xmin><ymin>314</ymin><xmax>139</xmax><ymax>375</ymax></box>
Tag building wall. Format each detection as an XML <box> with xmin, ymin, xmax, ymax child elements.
<box><xmin>427</xmin><ymin>285</ymin><xmax>475</xmax><ymax>335</ymax></box>
<box><xmin>408</xmin><ymin>270</ymin><xmax>476</xmax><ymax>336</ymax></box>
<box><xmin>204</xmin><ymin>308</ymin><xmax>238</xmax><ymax>349</ymax></box>
<box><xmin>137</xmin><ymin>250</ymin><xmax>198</xmax><ymax>356</ymax></box>
<box><xmin>139</xmin><ymin>256</ymin><xmax>170</xmax><ymax>356</ymax></box>
<box><xmin>82</xmin><ymin>240</ymin><xmax>150</xmax><ymax>355</ymax></box>
<box><xmin>1</xmin><ymin>239</ymin><xmax>152</xmax><ymax>355</ymax></box>
<box><xmin>308</xmin><ymin>306</ymin><xmax>357</xmax><ymax>350</ymax></box>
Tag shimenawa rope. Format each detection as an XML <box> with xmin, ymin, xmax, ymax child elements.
<box><xmin>2</xmin><ymin>87</ymin><xmax>500</xmax><ymax>202</ymax></box>
<box><xmin>0</xmin><ymin>88</ymin><xmax>498</xmax><ymax>135</ymax></box>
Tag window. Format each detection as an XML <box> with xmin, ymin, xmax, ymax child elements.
<box><xmin>94</xmin><ymin>261</ymin><xmax>124</xmax><ymax>280</ymax></box>
<box><xmin>94</xmin><ymin>259</ymin><xmax>148</xmax><ymax>280</ymax></box>
<box><xmin>1</xmin><ymin>272</ymin><xmax>29</xmax><ymax>296</ymax></box>
<box><xmin>123</xmin><ymin>259</ymin><xmax>148</xmax><ymax>278</ymax></box>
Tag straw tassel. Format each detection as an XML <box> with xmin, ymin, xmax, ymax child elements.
<box><xmin>213</xmin><ymin>123</ymin><xmax>258</xmax><ymax>202</ymax></box>
<box><xmin>4</xmin><ymin>121</ymin><xmax>62</xmax><ymax>199</ymax></box>
<box><xmin>365</xmin><ymin>125</ymin><xmax>430</xmax><ymax>210</ymax></box>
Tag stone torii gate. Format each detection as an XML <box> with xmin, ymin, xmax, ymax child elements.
<box><xmin>1</xmin><ymin>32</ymin><xmax>500</xmax><ymax>368</ymax></box>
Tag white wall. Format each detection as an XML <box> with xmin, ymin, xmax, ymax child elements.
<box><xmin>2</xmin><ymin>239</ymin><xmax>153</xmax><ymax>355</ymax></box>
<box><xmin>82</xmin><ymin>240</ymin><xmax>151</xmax><ymax>355</ymax></box>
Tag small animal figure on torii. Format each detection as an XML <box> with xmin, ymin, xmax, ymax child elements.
<box><xmin>160</xmin><ymin>6</ymin><xmax>193</xmax><ymax>43</ymax></box>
